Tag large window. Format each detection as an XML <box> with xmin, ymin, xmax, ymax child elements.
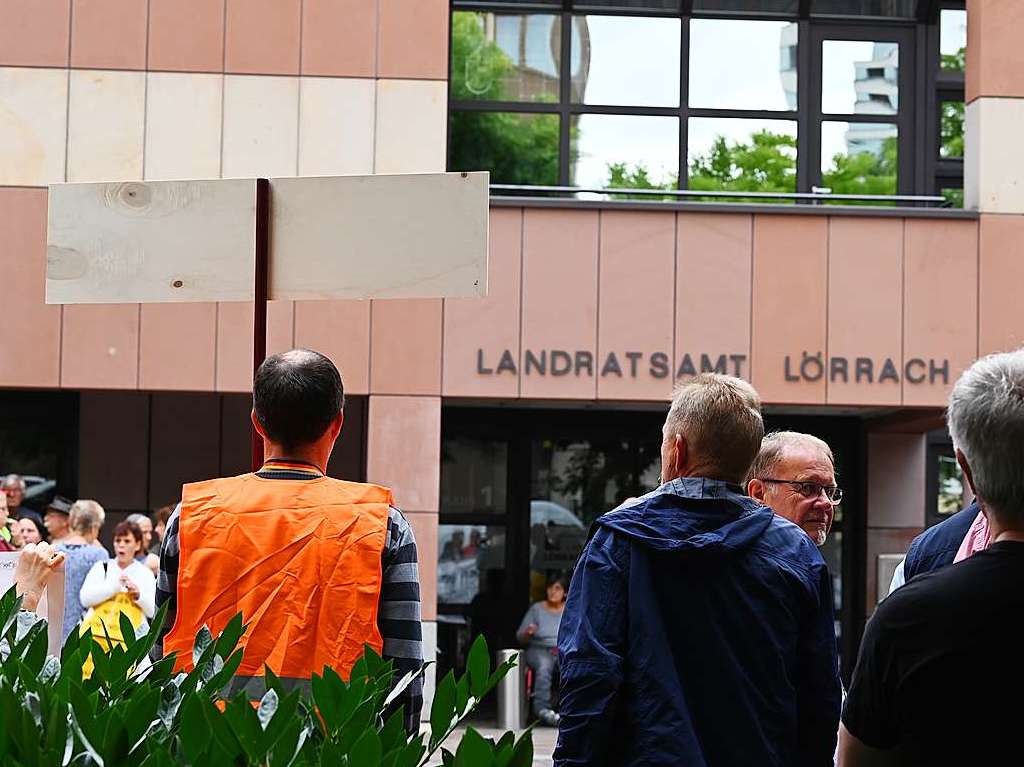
<box><xmin>449</xmin><ymin>0</ymin><xmax>963</xmax><ymax>203</ymax></box>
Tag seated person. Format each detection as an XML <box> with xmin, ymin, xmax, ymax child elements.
<box><xmin>516</xmin><ymin>575</ymin><xmax>567</xmax><ymax>727</ymax></box>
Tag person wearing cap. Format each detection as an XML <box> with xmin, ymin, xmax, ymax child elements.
<box><xmin>43</xmin><ymin>496</ymin><xmax>73</xmax><ymax>546</ymax></box>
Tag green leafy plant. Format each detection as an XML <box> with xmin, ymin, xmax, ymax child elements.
<box><xmin>0</xmin><ymin>586</ymin><xmax>531</xmax><ymax>766</ymax></box>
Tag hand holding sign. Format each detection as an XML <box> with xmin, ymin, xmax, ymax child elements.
<box><xmin>13</xmin><ymin>542</ymin><xmax>65</xmax><ymax>611</ymax></box>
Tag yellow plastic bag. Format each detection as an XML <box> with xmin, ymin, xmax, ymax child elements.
<box><xmin>80</xmin><ymin>592</ymin><xmax>144</xmax><ymax>679</ymax></box>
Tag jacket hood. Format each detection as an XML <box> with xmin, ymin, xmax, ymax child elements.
<box><xmin>596</xmin><ymin>477</ymin><xmax>774</xmax><ymax>556</ymax></box>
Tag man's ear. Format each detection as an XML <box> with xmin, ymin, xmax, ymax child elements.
<box><xmin>250</xmin><ymin>410</ymin><xmax>267</xmax><ymax>439</ymax></box>
<box><xmin>673</xmin><ymin>433</ymin><xmax>687</xmax><ymax>476</ymax></box>
<box><xmin>747</xmin><ymin>478</ymin><xmax>766</xmax><ymax>503</ymax></box>
<box><xmin>955</xmin><ymin>448</ymin><xmax>978</xmax><ymax>503</ymax></box>
<box><xmin>330</xmin><ymin>410</ymin><xmax>345</xmax><ymax>440</ymax></box>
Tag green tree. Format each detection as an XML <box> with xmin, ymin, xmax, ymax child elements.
<box><xmin>449</xmin><ymin>13</ymin><xmax>560</xmax><ymax>185</ymax></box>
<box><xmin>821</xmin><ymin>135</ymin><xmax>898</xmax><ymax>198</ymax></box>
<box><xmin>941</xmin><ymin>45</ymin><xmax>966</xmax><ymax>72</ymax></box>
<box><xmin>941</xmin><ymin>100</ymin><xmax>964</xmax><ymax>158</ymax></box>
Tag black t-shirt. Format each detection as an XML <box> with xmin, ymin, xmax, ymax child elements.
<box><xmin>843</xmin><ymin>540</ymin><xmax>1024</xmax><ymax>765</ymax></box>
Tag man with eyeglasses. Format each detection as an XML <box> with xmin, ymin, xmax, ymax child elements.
<box><xmin>746</xmin><ymin>431</ymin><xmax>841</xmax><ymax>547</ymax></box>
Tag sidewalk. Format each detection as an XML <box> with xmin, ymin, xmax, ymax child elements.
<box><xmin>436</xmin><ymin>724</ymin><xmax>557</xmax><ymax>766</ymax></box>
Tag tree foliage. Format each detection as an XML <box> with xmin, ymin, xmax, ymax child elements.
<box><xmin>0</xmin><ymin>587</ymin><xmax>528</xmax><ymax>766</ymax></box>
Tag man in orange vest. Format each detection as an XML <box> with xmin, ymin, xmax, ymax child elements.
<box><xmin>155</xmin><ymin>349</ymin><xmax>423</xmax><ymax>730</ymax></box>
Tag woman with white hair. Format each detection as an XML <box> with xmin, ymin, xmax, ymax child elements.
<box><xmin>55</xmin><ymin>500</ymin><xmax>110</xmax><ymax>642</ymax></box>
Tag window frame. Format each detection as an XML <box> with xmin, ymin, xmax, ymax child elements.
<box><xmin>449</xmin><ymin>0</ymin><xmax>953</xmax><ymax>200</ymax></box>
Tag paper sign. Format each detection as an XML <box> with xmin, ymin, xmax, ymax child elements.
<box><xmin>0</xmin><ymin>553</ymin><xmax>66</xmax><ymax>656</ymax></box>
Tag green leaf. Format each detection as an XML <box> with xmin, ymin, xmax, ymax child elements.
<box><xmin>311</xmin><ymin>671</ymin><xmax>342</xmax><ymax>736</ymax></box>
<box><xmin>123</xmin><ymin>686</ymin><xmax>160</xmax><ymax>744</ymax></box>
<box><xmin>192</xmin><ymin>625</ymin><xmax>213</xmax><ymax>668</ymax></box>
<box><xmin>348</xmin><ymin>728</ymin><xmax>383</xmax><ymax>767</ymax></box>
<box><xmin>177</xmin><ymin>695</ymin><xmax>210</xmax><ymax>765</ymax></box>
<box><xmin>379</xmin><ymin>706</ymin><xmax>407</xmax><ymax>754</ymax></box>
<box><xmin>336</xmin><ymin>699</ymin><xmax>375</xmax><ymax>755</ymax></box>
<box><xmin>257</xmin><ymin>688</ymin><xmax>279</xmax><ymax>730</ymax></box>
<box><xmin>268</xmin><ymin>716</ymin><xmax>305</xmax><ymax>767</ymax></box>
<box><xmin>454</xmin><ymin>727</ymin><xmax>494</xmax><ymax>767</ymax></box>
<box><xmin>466</xmin><ymin>635</ymin><xmax>490</xmax><ymax>700</ymax></box>
<box><xmin>506</xmin><ymin>732</ymin><xmax>534</xmax><ymax>767</ymax></box>
<box><xmin>222</xmin><ymin>693</ymin><xmax>263</xmax><ymax>763</ymax></box>
<box><xmin>429</xmin><ymin>670</ymin><xmax>457</xmax><ymax>749</ymax></box>
<box><xmin>455</xmin><ymin>673</ymin><xmax>470</xmax><ymax>718</ymax></box>
<box><xmin>213</xmin><ymin>612</ymin><xmax>246</xmax><ymax>658</ymax></box>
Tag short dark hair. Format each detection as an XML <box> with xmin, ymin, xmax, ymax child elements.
<box><xmin>113</xmin><ymin>520</ymin><xmax>143</xmax><ymax>546</ymax></box>
<box><xmin>253</xmin><ymin>349</ymin><xmax>345</xmax><ymax>451</ymax></box>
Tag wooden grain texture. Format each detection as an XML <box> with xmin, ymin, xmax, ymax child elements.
<box><xmin>47</xmin><ymin>172</ymin><xmax>489</xmax><ymax>304</ymax></box>
<box><xmin>269</xmin><ymin>172</ymin><xmax>488</xmax><ymax>300</ymax></box>
<box><xmin>46</xmin><ymin>179</ymin><xmax>256</xmax><ymax>304</ymax></box>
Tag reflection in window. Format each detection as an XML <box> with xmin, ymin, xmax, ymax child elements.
<box><xmin>687</xmin><ymin>118</ymin><xmax>797</xmax><ymax>195</ymax></box>
<box><xmin>940</xmin><ymin>100</ymin><xmax>964</xmax><ymax>158</ymax></box>
<box><xmin>940</xmin><ymin>9</ymin><xmax>967</xmax><ymax>71</ymax></box>
<box><xmin>941</xmin><ymin>187</ymin><xmax>964</xmax><ymax>208</ymax></box>
<box><xmin>451</xmin><ymin>11</ymin><xmax>561</xmax><ymax>103</ymax></box>
<box><xmin>689</xmin><ymin>19</ymin><xmax>794</xmax><ymax>111</ymax></box>
<box><xmin>571</xmin><ymin>114</ymin><xmax>679</xmax><ymax>189</ymax></box>
<box><xmin>821</xmin><ymin>121</ymin><xmax>897</xmax><ymax>196</ymax></box>
<box><xmin>438</xmin><ymin>524</ymin><xmax>506</xmax><ymax>605</ymax></box>
<box><xmin>936</xmin><ymin>455</ymin><xmax>965</xmax><ymax>517</ymax></box>
<box><xmin>571</xmin><ymin>15</ymin><xmax>681</xmax><ymax>107</ymax></box>
<box><xmin>822</xmin><ymin>40</ymin><xmax>899</xmax><ymax>115</ymax></box>
<box><xmin>440</xmin><ymin>437</ymin><xmax>508</xmax><ymax>514</ymax></box>
<box><xmin>449</xmin><ymin>111</ymin><xmax>560</xmax><ymax>185</ymax></box>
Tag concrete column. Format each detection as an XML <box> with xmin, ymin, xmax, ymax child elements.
<box><xmin>366</xmin><ymin>394</ymin><xmax>441</xmax><ymax>720</ymax></box>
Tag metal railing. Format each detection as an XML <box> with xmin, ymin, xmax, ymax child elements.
<box><xmin>490</xmin><ymin>183</ymin><xmax>951</xmax><ymax>207</ymax></box>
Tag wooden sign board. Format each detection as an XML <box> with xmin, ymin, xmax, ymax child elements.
<box><xmin>0</xmin><ymin>553</ymin><xmax>66</xmax><ymax>657</ymax></box>
<box><xmin>46</xmin><ymin>172</ymin><xmax>489</xmax><ymax>304</ymax></box>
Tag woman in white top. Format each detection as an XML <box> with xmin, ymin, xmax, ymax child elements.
<box><xmin>80</xmin><ymin>520</ymin><xmax>156</xmax><ymax>630</ymax></box>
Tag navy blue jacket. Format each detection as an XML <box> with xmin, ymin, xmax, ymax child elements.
<box><xmin>554</xmin><ymin>478</ymin><xmax>841</xmax><ymax>767</ymax></box>
<box><xmin>903</xmin><ymin>502</ymin><xmax>979</xmax><ymax>580</ymax></box>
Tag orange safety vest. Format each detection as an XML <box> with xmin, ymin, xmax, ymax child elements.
<box><xmin>163</xmin><ymin>472</ymin><xmax>392</xmax><ymax>693</ymax></box>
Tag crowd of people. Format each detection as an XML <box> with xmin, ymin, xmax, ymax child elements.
<box><xmin>1</xmin><ymin>476</ymin><xmax>170</xmax><ymax>642</ymax></box>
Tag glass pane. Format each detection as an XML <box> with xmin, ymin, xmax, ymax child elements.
<box><xmin>822</xmin><ymin>40</ymin><xmax>898</xmax><ymax>115</ymax></box>
<box><xmin>572</xmin><ymin>15</ymin><xmax>681</xmax><ymax>107</ymax></box>
<box><xmin>940</xmin><ymin>9</ymin><xmax>967</xmax><ymax>71</ymax></box>
<box><xmin>812</xmin><ymin>0</ymin><xmax>916</xmax><ymax>18</ymax></box>
<box><xmin>689</xmin><ymin>20</ymin><xmax>794</xmax><ymax>110</ymax></box>
<box><xmin>687</xmin><ymin>118</ymin><xmax>797</xmax><ymax>195</ymax></box>
<box><xmin>438</xmin><ymin>524</ymin><xmax>506</xmax><ymax>605</ymax></box>
<box><xmin>450</xmin><ymin>11</ymin><xmax>561</xmax><ymax>103</ymax></box>
<box><xmin>821</xmin><ymin>121</ymin><xmax>897</xmax><ymax>196</ymax></box>
<box><xmin>449</xmin><ymin>111</ymin><xmax>560</xmax><ymax>185</ymax></box>
<box><xmin>692</xmin><ymin>0</ymin><xmax>799</xmax><ymax>15</ymax></box>
<box><xmin>936</xmin><ymin>455</ymin><xmax>966</xmax><ymax>517</ymax></box>
<box><xmin>578</xmin><ymin>0</ymin><xmax>681</xmax><ymax>9</ymax></box>
<box><xmin>440</xmin><ymin>436</ymin><xmax>508</xmax><ymax>515</ymax></box>
<box><xmin>940</xmin><ymin>100</ymin><xmax>964</xmax><ymax>158</ymax></box>
<box><xmin>941</xmin><ymin>187</ymin><xmax>964</xmax><ymax>208</ymax></box>
<box><xmin>571</xmin><ymin>114</ymin><xmax>679</xmax><ymax>189</ymax></box>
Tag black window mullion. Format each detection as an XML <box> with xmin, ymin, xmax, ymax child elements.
<box><xmin>806</xmin><ymin>22</ymin><xmax>823</xmax><ymax>192</ymax></box>
<box><xmin>559</xmin><ymin>4</ymin><xmax>573</xmax><ymax>185</ymax></box>
<box><xmin>896</xmin><ymin>26</ymin><xmax>916</xmax><ymax>196</ymax></box>
<box><xmin>678</xmin><ymin>13</ymin><xmax>690</xmax><ymax>189</ymax></box>
<box><xmin>796</xmin><ymin>19</ymin><xmax>812</xmax><ymax>193</ymax></box>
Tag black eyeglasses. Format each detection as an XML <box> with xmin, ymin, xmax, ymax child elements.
<box><xmin>759</xmin><ymin>478</ymin><xmax>843</xmax><ymax>504</ymax></box>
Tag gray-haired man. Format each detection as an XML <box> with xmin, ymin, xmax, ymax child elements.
<box><xmin>840</xmin><ymin>350</ymin><xmax>1024</xmax><ymax>766</ymax></box>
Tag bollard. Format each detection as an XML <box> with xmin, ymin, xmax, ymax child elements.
<box><xmin>496</xmin><ymin>649</ymin><xmax>524</xmax><ymax>731</ymax></box>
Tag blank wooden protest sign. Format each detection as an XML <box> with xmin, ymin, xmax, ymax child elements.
<box><xmin>47</xmin><ymin>179</ymin><xmax>257</xmax><ymax>304</ymax></box>
<box><xmin>45</xmin><ymin>172</ymin><xmax>489</xmax><ymax>304</ymax></box>
<box><xmin>270</xmin><ymin>172</ymin><xmax>488</xmax><ymax>300</ymax></box>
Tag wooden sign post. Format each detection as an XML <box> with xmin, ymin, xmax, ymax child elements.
<box><xmin>46</xmin><ymin>172</ymin><xmax>489</xmax><ymax>469</ymax></box>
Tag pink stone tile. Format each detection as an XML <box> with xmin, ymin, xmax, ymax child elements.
<box><xmin>750</xmin><ymin>215</ymin><xmax>828</xmax><ymax>405</ymax></box>
<box><xmin>138</xmin><ymin>303</ymin><xmax>217</xmax><ymax>391</ymax></box>
<box><xmin>902</xmin><ymin>219</ymin><xmax>978</xmax><ymax>406</ymax></box>
<box><xmin>979</xmin><ymin>214</ymin><xmax>1024</xmax><ymax>354</ymax></box>
<box><xmin>61</xmin><ymin>304</ymin><xmax>140</xmax><ymax>389</ymax></box>
<box><xmin>405</xmin><ymin>511</ymin><xmax>438</xmax><ymax>620</ymax></box>
<box><xmin>0</xmin><ymin>0</ymin><xmax>70</xmax><ymax>67</ymax></box>
<box><xmin>302</xmin><ymin>0</ymin><xmax>375</xmax><ymax>77</ymax></box>
<box><xmin>294</xmin><ymin>300</ymin><xmax>371</xmax><ymax>395</ymax></box>
<box><xmin>266</xmin><ymin>300</ymin><xmax>295</xmax><ymax>356</ymax></box>
<box><xmin>370</xmin><ymin>300</ymin><xmax>442</xmax><ymax>395</ymax></box>
<box><xmin>377</xmin><ymin>0</ymin><xmax>447</xmax><ymax>79</ymax></box>
<box><xmin>224</xmin><ymin>0</ymin><xmax>300</xmax><ymax>75</ymax></box>
<box><xmin>597</xmin><ymin>210</ymin><xmax>675</xmax><ymax>401</ymax></box>
<box><xmin>70</xmin><ymin>0</ymin><xmax>147</xmax><ymax>70</ymax></box>
<box><xmin>0</xmin><ymin>189</ymin><xmax>60</xmax><ymax>387</ymax></box>
<box><xmin>520</xmin><ymin>209</ymin><xmax>599</xmax><ymax>400</ymax></box>
<box><xmin>216</xmin><ymin>301</ymin><xmax>253</xmax><ymax>392</ymax></box>
<box><xmin>827</xmin><ymin>217</ymin><xmax>903</xmax><ymax>406</ymax></box>
<box><xmin>443</xmin><ymin>208</ymin><xmax>522</xmax><ymax>398</ymax></box>
<box><xmin>676</xmin><ymin>212</ymin><xmax>752</xmax><ymax>383</ymax></box>
<box><xmin>366</xmin><ymin>395</ymin><xmax>440</xmax><ymax>513</ymax></box>
<box><xmin>967</xmin><ymin>1</ymin><xmax>1024</xmax><ymax>101</ymax></box>
<box><xmin>148</xmin><ymin>0</ymin><xmax>225</xmax><ymax>72</ymax></box>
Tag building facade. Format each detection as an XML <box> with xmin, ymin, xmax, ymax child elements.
<box><xmin>1</xmin><ymin>0</ymin><xmax>1021</xmax><ymax>701</ymax></box>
